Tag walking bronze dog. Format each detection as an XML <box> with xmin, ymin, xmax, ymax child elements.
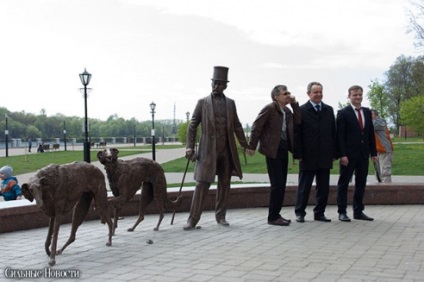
<box><xmin>21</xmin><ymin>162</ymin><xmax>113</xmax><ymax>266</ymax></box>
<box><xmin>97</xmin><ymin>148</ymin><xmax>182</xmax><ymax>232</ymax></box>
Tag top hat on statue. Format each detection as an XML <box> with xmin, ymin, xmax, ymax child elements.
<box><xmin>211</xmin><ymin>66</ymin><xmax>229</xmax><ymax>82</ymax></box>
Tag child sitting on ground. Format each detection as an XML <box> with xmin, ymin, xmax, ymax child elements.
<box><xmin>0</xmin><ymin>165</ymin><xmax>22</xmax><ymax>201</ymax></box>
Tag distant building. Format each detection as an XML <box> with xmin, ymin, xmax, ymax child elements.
<box><xmin>398</xmin><ymin>125</ymin><xmax>416</xmax><ymax>138</ymax></box>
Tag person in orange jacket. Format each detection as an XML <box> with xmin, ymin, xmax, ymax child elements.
<box><xmin>371</xmin><ymin>109</ymin><xmax>394</xmax><ymax>183</ymax></box>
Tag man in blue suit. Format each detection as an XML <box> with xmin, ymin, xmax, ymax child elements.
<box><xmin>336</xmin><ymin>85</ymin><xmax>377</xmax><ymax>222</ymax></box>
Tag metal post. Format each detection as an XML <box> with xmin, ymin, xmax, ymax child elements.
<box><xmin>151</xmin><ymin>111</ymin><xmax>156</xmax><ymax>161</ymax></box>
<box><xmin>150</xmin><ymin>101</ymin><xmax>156</xmax><ymax>161</ymax></box>
<box><xmin>83</xmin><ymin>84</ymin><xmax>90</xmax><ymax>163</ymax></box>
<box><xmin>63</xmin><ymin>120</ymin><xmax>67</xmax><ymax>151</ymax></box>
<box><xmin>133</xmin><ymin>124</ymin><xmax>136</xmax><ymax>147</ymax></box>
<box><xmin>80</xmin><ymin>68</ymin><xmax>91</xmax><ymax>163</ymax></box>
<box><xmin>162</xmin><ymin>126</ymin><xmax>165</xmax><ymax>145</ymax></box>
<box><xmin>5</xmin><ymin>114</ymin><xmax>8</xmax><ymax>157</ymax></box>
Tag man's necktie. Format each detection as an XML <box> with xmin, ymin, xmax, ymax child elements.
<box><xmin>281</xmin><ymin>109</ymin><xmax>287</xmax><ymax>140</ymax></box>
<box><xmin>315</xmin><ymin>104</ymin><xmax>321</xmax><ymax>112</ymax></box>
<box><xmin>356</xmin><ymin>108</ymin><xmax>363</xmax><ymax>131</ymax></box>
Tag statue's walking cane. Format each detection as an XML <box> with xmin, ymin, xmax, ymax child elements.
<box><xmin>373</xmin><ymin>160</ymin><xmax>382</xmax><ymax>183</ymax></box>
<box><xmin>170</xmin><ymin>158</ymin><xmax>191</xmax><ymax>225</ymax></box>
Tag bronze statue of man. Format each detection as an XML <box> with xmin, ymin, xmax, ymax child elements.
<box><xmin>184</xmin><ymin>66</ymin><xmax>249</xmax><ymax>230</ymax></box>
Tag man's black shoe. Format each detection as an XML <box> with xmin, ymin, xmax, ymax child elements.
<box><xmin>296</xmin><ymin>215</ymin><xmax>305</xmax><ymax>223</ymax></box>
<box><xmin>268</xmin><ymin>218</ymin><xmax>290</xmax><ymax>226</ymax></box>
<box><xmin>338</xmin><ymin>213</ymin><xmax>351</xmax><ymax>222</ymax></box>
<box><xmin>354</xmin><ymin>212</ymin><xmax>374</xmax><ymax>221</ymax></box>
<box><xmin>314</xmin><ymin>214</ymin><xmax>331</xmax><ymax>222</ymax></box>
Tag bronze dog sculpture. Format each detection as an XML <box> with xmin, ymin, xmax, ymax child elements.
<box><xmin>97</xmin><ymin>148</ymin><xmax>182</xmax><ymax>232</ymax></box>
<box><xmin>21</xmin><ymin>162</ymin><xmax>113</xmax><ymax>266</ymax></box>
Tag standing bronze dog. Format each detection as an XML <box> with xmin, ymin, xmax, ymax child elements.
<box><xmin>97</xmin><ymin>148</ymin><xmax>182</xmax><ymax>232</ymax></box>
<box><xmin>21</xmin><ymin>162</ymin><xmax>113</xmax><ymax>266</ymax></box>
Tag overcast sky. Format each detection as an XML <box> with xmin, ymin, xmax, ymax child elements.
<box><xmin>0</xmin><ymin>0</ymin><xmax>419</xmax><ymax>126</ymax></box>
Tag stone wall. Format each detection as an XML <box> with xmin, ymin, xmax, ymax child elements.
<box><xmin>1</xmin><ymin>183</ymin><xmax>423</xmax><ymax>233</ymax></box>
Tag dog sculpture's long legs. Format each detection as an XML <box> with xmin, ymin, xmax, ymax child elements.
<box><xmin>113</xmin><ymin>207</ymin><xmax>120</xmax><ymax>234</ymax></box>
<box><xmin>153</xmin><ymin>198</ymin><xmax>165</xmax><ymax>231</ymax></box>
<box><xmin>49</xmin><ymin>214</ymin><xmax>63</xmax><ymax>266</ymax></box>
<box><xmin>57</xmin><ymin>192</ymin><xmax>92</xmax><ymax>256</ymax></box>
<box><xmin>108</xmin><ymin>197</ymin><xmax>124</xmax><ymax>234</ymax></box>
<box><xmin>45</xmin><ymin>218</ymin><xmax>54</xmax><ymax>256</ymax></box>
<box><xmin>128</xmin><ymin>182</ymin><xmax>155</xmax><ymax>232</ymax></box>
<box><xmin>92</xmin><ymin>192</ymin><xmax>114</xmax><ymax>246</ymax></box>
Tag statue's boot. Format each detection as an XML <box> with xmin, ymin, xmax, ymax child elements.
<box><xmin>215</xmin><ymin>184</ymin><xmax>230</xmax><ymax>226</ymax></box>
<box><xmin>183</xmin><ymin>182</ymin><xmax>210</xmax><ymax>231</ymax></box>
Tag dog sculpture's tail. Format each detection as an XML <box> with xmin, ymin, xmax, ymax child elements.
<box><xmin>154</xmin><ymin>171</ymin><xmax>183</xmax><ymax>210</ymax></box>
<box><xmin>133</xmin><ymin>172</ymin><xmax>184</xmax><ymax>231</ymax></box>
<box><xmin>164</xmin><ymin>193</ymin><xmax>183</xmax><ymax>210</ymax></box>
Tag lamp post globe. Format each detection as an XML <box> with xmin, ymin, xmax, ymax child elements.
<box><xmin>150</xmin><ymin>102</ymin><xmax>156</xmax><ymax>161</ymax></box>
<box><xmin>79</xmin><ymin>68</ymin><xmax>92</xmax><ymax>163</ymax></box>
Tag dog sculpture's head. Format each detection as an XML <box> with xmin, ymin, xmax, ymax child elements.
<box><xmin>21</xmin><ymin>175</ymin><xmax>50</xmax><ymax>209</ymax></box>
<box><xmin>97</xmin><ymin>148</ymin><xmax>119</xmax><ymax>164</ymax></box>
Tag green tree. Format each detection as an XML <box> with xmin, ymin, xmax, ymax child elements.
<box><xmin>367</xmin><ymin>79</ymin><xmax>389</xmax><ymax>119</ymax></box>
<box><xmin>385</xmin><ymin>55</ymin><xmax>415</xmax><ymax>129</ymax></box>
<box><xmin>384</xmin><ymin>55</ymin><xmax>424</xmax><ymax>130</ymax></box>
<box><xmin>25</xmin><ymin>125</ymin><xmax>42</xmax><ymax>139</ymax></box>
<box><xmin>400</xmin><ymin>95</ymin><xmax>424</xmax><ymax>136</ymax></box>
<box><xmin>0</xmin><ymin>106</ymin><xmax>185</xmax><ymax>144</ymax></box>
<box><xmin>338</xmin><ymin>102</ymin><xmax>350</xmax><ymax>109</ymax></box>
<box><xmin>178</xmin><ymin>122</ymin><xmax>188</xmax><ymax>144</ymax></box>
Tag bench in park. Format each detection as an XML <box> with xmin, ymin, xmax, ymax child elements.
<box><xmin>40</xmin><ymin>144</ymin><xmax>60</xmax><ymax>152</ymax></box>
<box><xmin>95</xmin><ymin>142</ymin><xmax>107</xmax><ymax>148</ymax></box>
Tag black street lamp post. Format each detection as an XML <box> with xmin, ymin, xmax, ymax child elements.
<box><xmin>150</xmin><ymin>102</ymin><xmax>156</xmax><ymax>161</ymax></box>
<box><xmin>79</xmin><ymin>68</ymin><xmax>92</xmax><ymax>163</ymax></box>
<box><xmin>162</xmin><ymin>126</ymin><xmax>165</xmax><ymax>145</ymax></box>
<box><xmin>5</xmin><ymin>114</ymin><xmax>9</xmax><ymax>157</ymax></box>
<box><xmin>186</xmin><ymin>111</ymin><xmax>190</xmax><ymax>123</ymax></box>
<box><xmin>63</xmin><ymin>120</ymin><xmax>67</xmax><ymax>151</ymax></box>
<box><xmin>133</xmin><ymin>123</ymin><xmax>136</xmax><ymax>147</ymax></box>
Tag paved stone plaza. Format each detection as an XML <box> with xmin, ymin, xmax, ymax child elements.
<box><xmin>2</xmin><ymin>146</ymin><xmax>424</xmax><ymax>281</ymax></box>
<box><xmin>1</xmin><ymin>204</ymin><xmax>424</xmax><ymax>281</ymax></box>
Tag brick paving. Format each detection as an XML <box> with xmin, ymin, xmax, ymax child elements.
<box><xmin>1</xmin><ymin>205</ymin><xmax>424</xmax><ymax>281</ymax></box>
<box><xmin>2</xmin><ymin>145</ymin><xmax>424</xmax><ymax>281</ymax></box>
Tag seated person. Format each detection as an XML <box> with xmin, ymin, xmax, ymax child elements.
<box><xmin>37</xmin><ymin>143</ymin><xmax>44</xmax><ymax>153</ymax></box>
<box><xmin>0</xmin><ymin>165</ymin><xmax>22</xmax><ymax>201</ymax></box>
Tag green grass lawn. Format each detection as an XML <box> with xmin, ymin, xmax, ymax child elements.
<box><xmin>3</xmin><ymin>144</ymin><xmax>186</xmax><ymax>175</ymax></box>
<box><xmin>161</xmin><ymin>141</ymin><xmax>424</xmax><ymax>176</ymax></box>
<box><xmin>2</xmin><ymin>141</ymin><xmax>423</xmax><ymax>176</ymax></box>
<box><xmin>3</xmin><ymin>150</ymin><xmax>145</xmax><ymax>175</ymax></box>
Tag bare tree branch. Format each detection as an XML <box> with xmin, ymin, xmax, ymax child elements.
<box><xmin>408</xmin><ymin>0</ymin><xmax>424</xmax><ymax>48</ymax></box>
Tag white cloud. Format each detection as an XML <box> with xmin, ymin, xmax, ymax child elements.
<box><xmin>0</xmin><ymin>0</ymin><xmax>419</xmax><ymax>125</ymax></box>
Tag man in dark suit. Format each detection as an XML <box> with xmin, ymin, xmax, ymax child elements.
<box><xmin>294</xmin><ymin>82</ymin><xmax>337</xmax><ymax>223</ymax></box>
<box><xmin>336</xmin><ymin>85</ymin><xmax>377</xmax><ymax>222</ymax></box>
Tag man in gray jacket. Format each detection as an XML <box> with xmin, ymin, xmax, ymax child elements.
<box><xmin>184</xmin><ymin>66</ymin><xmax>249</xmax><ymax>231</ymax></box>
<box><xmin>248</xmin><ymin>85</ymin><xmax>300</xmax><ymax>226</ymax></box>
